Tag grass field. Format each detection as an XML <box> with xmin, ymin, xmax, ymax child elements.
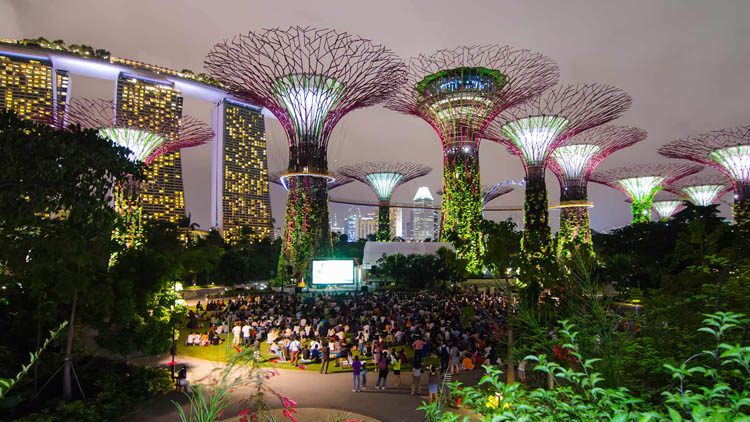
<box><xmin>176</xmin><ymin>310</ymin><xmax>439</xmax><ymax>372</ymax></box>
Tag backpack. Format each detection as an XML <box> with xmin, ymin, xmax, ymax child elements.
<box><xmin>378</xmin><ymin>355</ymin><xmax>388</xmax><ymax>370</ymax></box>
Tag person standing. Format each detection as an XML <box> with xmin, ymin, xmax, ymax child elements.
<box><xmin>375</xmin><ymin>350</ymin><xmax>389</xmax><ymax>390</ymax></box>
<box><xmin>450</xmin><ymin>344</ymin><xmax>460</xmax><ymax>375</ymax></box>
<box><xmin>392</xmin><ymin>351</ymin><xmax>402</xmax><ymax>389</ymax></box>
<box><xmin>320</xmin><ymin>340</ymin><xmax>331</xmax><ymax>374</ymax></box>
<box><xmin>242</xmin><ymin>321</ymin><xmax>252</xmax><ymax>347</ymax></box>
<box><xmin>439</xmin><ymin>342</ymin><xmax>450</xmax><ymax>373</ymax></box>
<box><xmin>231</xmin><ymin>323</ymin><xmax>242</xmax><ymax>347</ymax></box>
<box><xmin>427</xmin><ymin>365</ymin><xmax>440</xmax><ymax>403</ymax></box>
<box><xmin>411</xmin><ymin>359</ymin><xmax>422</xmax><ymax>395</ymax></box>
<box><xmin>352</xmin><ymin>355</ymin><xmax>362</xmax><ymax>392</ymax></box>
<box><xmin>360</xmin><ymin>358</ymin><xmax>368</xmax><ymax>390</ymax></box>
<box><xmin>289</xmin><ymin>336</ymin><xmax>301</xmax><ymax>367</ymax></box>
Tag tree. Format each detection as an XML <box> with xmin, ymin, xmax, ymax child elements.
<box><xmin>0</xmin><ymin>111</ymin><xmax>140</xmax><ymax>400</ymax></box>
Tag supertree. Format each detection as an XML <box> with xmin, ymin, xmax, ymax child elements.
<box><xmin>64</xmin><ymin>98</ymin><xmax>213</xmax><ymax>248</ymax></box>
<box><xmin>590</xmin><ymin>163</ymin><xmax>701</xmax><ymax>224</ymax></box>
<box><xmin>205</xmin><ymin>27</ymin><xmax>406</xmax><ymax>280</ymax></box>
<box><xmin>484</xmin><ymin>84</ymin><xmax>632</xmax><ymax>286</ymax></box>
<box><xmin>546</xmin><ymin>125</ymin><xmax>646</xmax><ymax>258</ymax></box>
<box><xmin>269</xmin><ymin>169</ymin><xmax>353</xmax><ymax>191</ymax></box>
<box><xmin>650</xmin><ymin>191</ymin><xmax>685</xmax><ymax>221</ymax></box>
<box><xmin>337</xmin><ymin>161</ymin><xmax>431</xmax><ymax>241</ymax></box>
<box><xmin>666</xmin><ymin>172</ymin><xmax>733</xmax><ymax>207</ymax></box>
<box><xmin>658</xmin><ymin>125</ymin><xmax>750</xmax><ymax>229</ymax></box>
<box><xmin>384</xmin><ymin>45</ymin><xmax>559</xmax><ymax>273</ymax></box>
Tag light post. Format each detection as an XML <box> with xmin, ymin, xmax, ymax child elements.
<box><xmin>171</xmin><ymin>281</ymin><xmax>183</xmax><ymax>380</ymax></box>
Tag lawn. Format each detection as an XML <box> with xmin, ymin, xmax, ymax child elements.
<box><xmin>176</xmin><ymin>309</ymin><xmax>439</xmax><ymax>372</ymax></box>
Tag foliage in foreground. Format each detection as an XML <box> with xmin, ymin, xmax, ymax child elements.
<box><xmin>422</xmin><ymin>312</ymin><xmax>750</xmax><ymax>421</ymax></box>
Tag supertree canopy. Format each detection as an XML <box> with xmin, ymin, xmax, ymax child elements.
<box><xmin>337</xmin><ymin>161</ymin><xmax>431</xmax><ymax>241</ymax></box>
<box><xmin>484</xmin><ymin>84</ymin><xmax>632</xmax><ymax>285</ymax></box>
<box><xmin>205</xmin><ymin>27</ymin><xmax>406</xmax><ymax>280</ymax></box>
<box><xmin>385</xmin><ymin>45</ymin><xmax>559</xmax><ymax>273</ymax></box>
<box><xmin>547</xmin><ymin>125</ymin><xmax>646</xmax><ymax>258</ymax></box>
<box><xmin>65</xmin><ymin>98</ymin><xmax>213</xmax><ymax>249</ymax></box>
<box><xmin>269</xmin><ymin>170</ymin><xmax>353</xmax><ymax>191</ymax></box>
<box><xmin>650</xmin><ymin>191</ymin><xmax>685</xmax><ymax>221</ymax></box>
<box><xmin>666</xmin><ymin>172</ymin><xmax>732</xmax><ymax>207</ymax></box>
<box><xmin>437</xmin><ymin>182</ymin><xmax>516</xmax><ymax>209</ymax></box>
<box><xmin>590</xmin><ymin>163</ymin><xmax>701</xmax><ymax>224</ymax></box>
<box><xmin>658</xmin><ymin>125</ymin><xmax>750</xmax><ymax>228</ymax></box>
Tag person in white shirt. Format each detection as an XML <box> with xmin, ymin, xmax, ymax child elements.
<box><xmin>232</xmin><ymin>323</ymin><xmax>242</xmax><ymax>347</ymax></box>
<box><xmin>242</xmin><ymin>323</ymin><xmax>252</xmax><ymax>347</ymax></box>
<box><xmin>289</xmin><ymin>337</ymin><xmax>302</xmax><ymax>366</ymax></box>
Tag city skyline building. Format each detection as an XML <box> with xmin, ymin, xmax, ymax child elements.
<box><xmin>212</xmin><ymin>99</ymin><xmax>271</xmax><ymax>241</ymax></box>
<box><xmin>115</xmin><ymin>73</ymin><xmax>186</xmax><ymax>224</ymax></box>
<box><xmin>390</xmin><ymin>207</ymin><xmax>403</xmax><ymax>238</ymax></box>
<box><xmin>413</xmin><ymin>187</ymin><xmax>438</xmax><ymax>241</ymax></box>
<box><xmin>0</xmin><ymin>52</ymin><xmax>69</xmax><ymax>125</ymax></box>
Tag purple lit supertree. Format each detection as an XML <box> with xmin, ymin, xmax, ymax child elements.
<box><xmin>206</xmin><ymin>27</ymin><xmax>406</xmax><ymax>280</ymax></box>
<box><xmin>64</xmin><ymin>98</ymin><xmax>213</xmax><ymax>248</ymax></box>
<box><xmin>484</xmin><ymin>84</ymin><xmax>632</xmax><ymax>284</ymax></box>
<box><xmin>650</xmin><ymin>191</ymin><xmax>685</xmax><ymax>221</ymax></box>
<box><xmin>385</xmin><ymin>45</ymin><xmax>559</xmax><ymax>272</ymax></box>
<box><xmin>590</xmin><ymin>163</ymin><xmax>701</xmax><ymax>224</ymax></box>
<box><xmin>658</xmin><ymin>125</ymin><xmax>750</xmax><ymax>229</ymax></box>
<box><xmin>666</xmin><ymin>172</ymin><xmax>733</xmax><ymax>207</ymax></box>
<box><xmin>546</xmin><ymin>125</ymin><xmax>646</xmax><ymax>258</ymax></box>
<box><xmin>337</xmin><ymin>162</ymin><xmax>431</xmax><ymax>241</ymax></box>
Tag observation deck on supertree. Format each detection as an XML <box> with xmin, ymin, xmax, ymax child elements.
<box><xmin>205</xmin><ymin>27</ymin><xmax>406</xmax><ymax>280</ymax></box>
<box><xmin>651</xmin><ymin>191</ymin><xmax>685</xmax><ymax>221</ymax></box>
<box><xmin>590</xmin><ymin>163</ymin><xmax>701</xmax><ymax>224</ymax></box>
<box><xmin>384</xmin><ymin>45</ymin><xmax>559</xmax><ymax>273</ymax></box>
<box><xmin>546</xmin><ymin>125</ymin><xmax>646</xmax><ymax>258</ymax></box>
<box><xmin>484</xmin><ymin>84</ymin><xmax>631</xmax><ymax>278</ymax></box>
<box><xmin>64</xmin><ymin>98</ymin><xmax>213</xmax><ymax>248</ymax></box>
<box><xmin>666</xmin><ymin>172</ymin><xmax>732</xmax><ymax>207</ymax></box>
<box><xmin>269</xmin><ymin>170</ymin><xmax>353</xmax><ymax>191</ymax></box>
<box><xmin>337</xmin><ymin>162</ymin><xmax>431</xmax><ymax>241</ymax></box>
<box><xmin>658</xmin><ymin>125</ymin><xmax>750</xmax><ymax>229</ymax></box>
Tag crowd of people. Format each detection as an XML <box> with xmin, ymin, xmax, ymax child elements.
<box><xmin>184</xmin><ymin>290</ymin><xmax>508</xmax><ymax>398</ymax></box>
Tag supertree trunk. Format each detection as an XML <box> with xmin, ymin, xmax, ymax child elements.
<box><xmin>520</xmin><ymin>165</ymin><xmax>556</xmax><ymax>297</ymax></box>
<box><xmin>734</xmin><ymin>183</ymin><xmax>750</xmax><ymax>231</ymax></box>
<box><xmin>278</xmin><ymin>175</ymin><xmax>330</xmax><ymax>283</ymax></box>
<box><xmin>113</xmin><ymin>178</ymin><xmax>143</xmax><ymax>249</ymax></box>
<box><xmin>440</xmin><ymin>147</ymin><xmax>484</xmax><ymax>274</ymax></box>
<box><xmin>556</xmin><ymin>185</ymin><xmax>594</xmax><ymax>260</ymax></box>
<box><xmin>631</xmin><ymin>192</ymin><xmax>656</xmax><ymax>224</ymax></box>
<box><xmin>377</xmin><ymin>204</ymin><xmax>391</xmax><ymax>241</ymax></box>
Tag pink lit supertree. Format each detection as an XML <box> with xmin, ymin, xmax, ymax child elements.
<box><xmin>650</xmin><ymin>191</ymin><xmax>686</xmax><ymax>221</ymax></box>
<box><xmin>546</xmin><ymin>125</ymin><xmax>646</xmax><ymax>258</ymax></box>
<box><xmin>384</xmin><ymin>45</ymin><xmax>559</xmax><ymax>272</ymax></box>
<box><xmin>337</xmin><ymin>161</ymin><xmax>431</xmax><ymax>241</ymax></box>
<box><xmin>484</xmin><ymin>84</ymin><xmax>632</xmax><ymax>283</ymax></box>
<box><xmin>665</xmin><ymin>172</ymin><xmax>732</xmax><ymax>208</ymax></box>
<box><xmin>658</xmin><ymin>125</ymin><xmax>750</xmax><ymax>229</ymax></box>
<box><xmin>205</xmin><ymin>27</ymin><xmax>406</xmax><ymax>280</ymax></box>
<box><xmin>590</xmin><ymin>163</ymin><xmax>701</xmax><ymax>224</ymax></box>
<box><xmin>64</xmin><ymin>98</ymin><xmax>213</xmax><ymax>248</ymax></box>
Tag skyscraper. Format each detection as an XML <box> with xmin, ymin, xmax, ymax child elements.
<box><xmin>390</xmin><ymin>207</ymin><xmax>403</xmax><ymax>238</ymax></box>
<box><xmin>115</xmin><ymin>73</ymin><xmax>184</xmax><ymax>223</ymax></box>
<box><xmin>345</xmin><ymin>215</ymin><xmax>358</xmax><ymax>242</ymax></box>
<box><xmin>413</xmin><ymin>187</ymin><xmax>436</xmax><ymax>241</ymax></box>
<box><xmin>212</xmin><ymin>99</ymin><xmax>271</xmax><ymax>241</ymax></box>
<box><xmin>0</xmin><ymin>52</ymin><xmax>69</xmax><ymax>125</ymax></box>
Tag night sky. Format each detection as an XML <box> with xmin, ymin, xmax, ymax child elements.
<box><xmin>4</xmin><ymin>0</ymin><xmax>749</xmax><ymax>232</ymax></box>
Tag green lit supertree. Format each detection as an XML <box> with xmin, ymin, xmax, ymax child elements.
<box><xmin>437</xmin><ymin>182</ymin><xmax>517</xmax><ymax>215</ymax></box>
<box><xmin>666</xmin><ymin>172</ymin><xmax>732</xmax><ymax>208</ymax></box>
<box><xmin>484</xmin><ymin>84</ymin><xmax>632</xmax><ymax>289</ymax></box>
<box><xmin>206</xmin><ymin>27</ymin><xmax>406</xmax><ymax>281</ymax></box>
<box><xmin>546</xmin><ymin>125</ymin><xmax>646</xmax><ymax>258</ymax></box>
<box><xmin>658</xmin><ymin>125</ymin><xmax>750</xmax><ymax>229</ymax></box>
<box><xmin>590</xmin><ymin>163</ymin><xmax>701</xmax><ymax>224</ymax></box>
<box><xmin>338</xmin><ymin>161</ymin><xmax>431</xmax><ymax>241</ymax></box>
<box><xmin>385</xmin><ymin>45</ymin><xmax>559</xmax><ymax>273</ymax></box>
<box><xmin>64</xmin><ymin>98</ymin><xmax>213</xmax><ymax>249</ymax></box>
<box><xmin>650</xmin><ymin>191</ymin><xmax>685</xmax><ymax>221</ymax></box>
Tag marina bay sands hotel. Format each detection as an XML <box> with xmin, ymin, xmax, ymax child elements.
<box><xmin>0</xmin><ymin>38</ymin><xmax>272</xmax><ymax>241</ymax></box>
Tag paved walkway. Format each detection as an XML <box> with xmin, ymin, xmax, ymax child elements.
<box><xmin>125</xmin><ymin>354</ymin><xmax>482</xmax><ymax>422</ymax></box>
